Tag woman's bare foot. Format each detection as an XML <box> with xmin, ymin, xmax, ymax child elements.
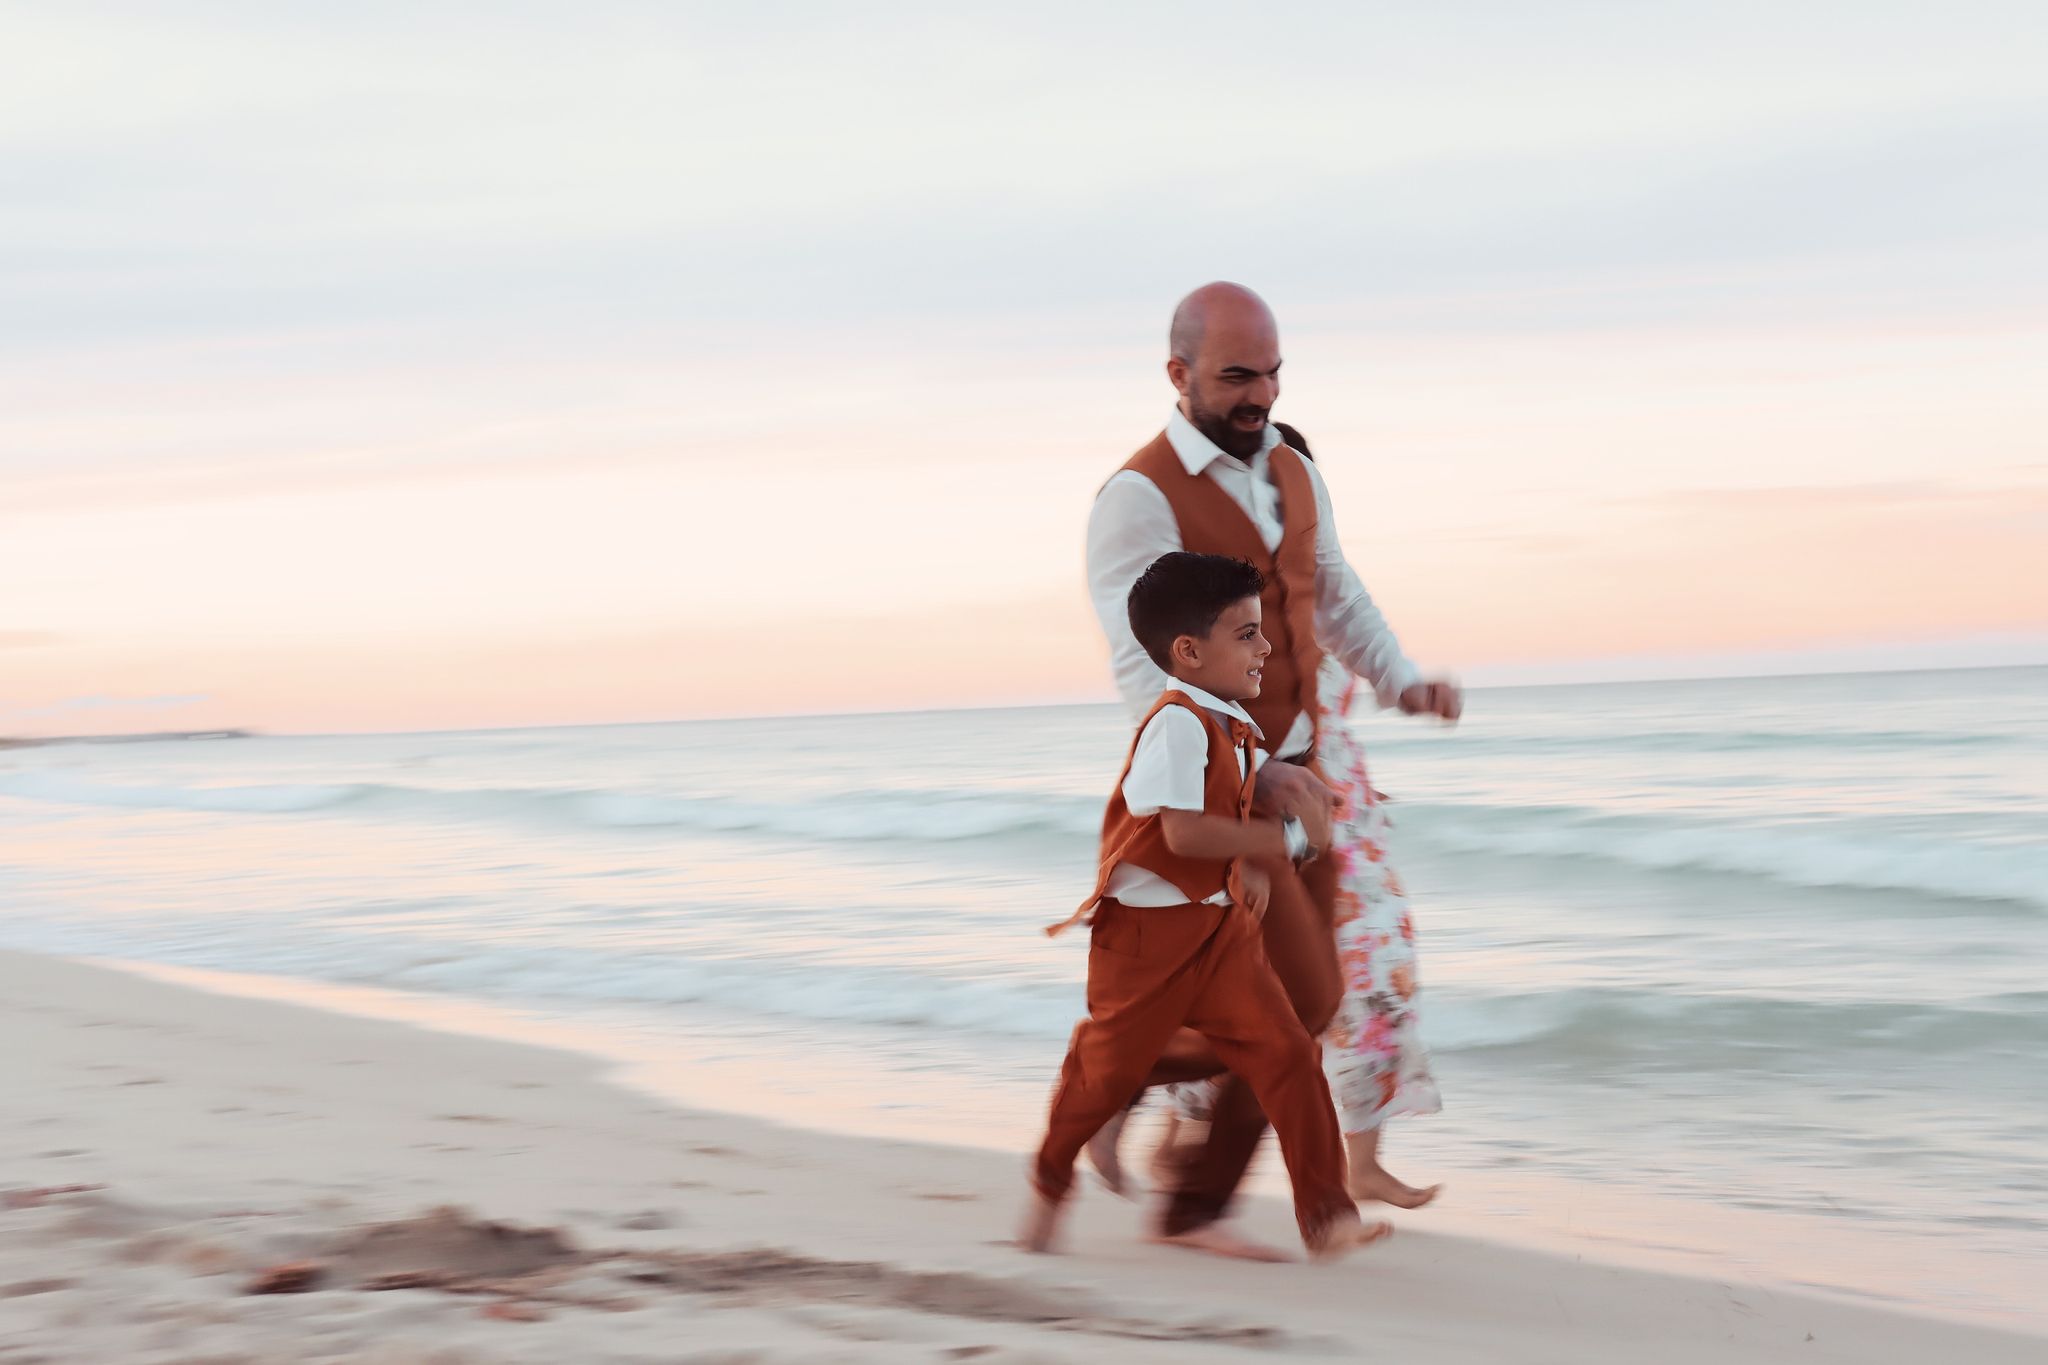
<box><xmin>1085</xmin><ymin>1108</ymin><xmax>1139</xmax><ymax>1199</ymax></box>
<box><xmin>1146</xmin><ymin>1222</ymin><xmax>1292</xmax><ymax>1263</ymax></box>
<box><xmin>1346</xmin><ymin>1167</ymin><xmax>1442</xmax><ymax>1209</ymax></box>
<box><xmin>1344</xmin><ymin>1130</ymin><xmax>1441</xmax><ymax>1208</ymax></box>
<box><xmin>1307</xmin><ymin>1215</ymin><xmax>1395</xmax><ymax>1263</ymax></box>
<box><xmin>1018</xmin><ymin>1192</ymin><xmax>1066</xmax><ymax>1254</ymax></box>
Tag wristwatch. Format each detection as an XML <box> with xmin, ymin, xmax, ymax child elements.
<box><xmin>1282</xmin><ymin>816</ymin><xmax>1311</xmax><ymax>863</ymax></box>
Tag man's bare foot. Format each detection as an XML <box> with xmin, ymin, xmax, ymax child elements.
<box><xmin>1346</xmin><ymin>1167</ymin><xmax>1441</xmax><ymax>1209</ymax></box>
<box><xmin>1148</xmin><ymin>1112</ymin><xmax>1207</xmax><ymax>1191</ymax></box>
<box><xmin>1146</xmin><ymin>1111</ymin><xmax>1182</xmax><ymax>1187</ymax></box>
<box><xmin>1018</xmin><ymin>1191</ymin><xmax>1066</xmax><ymax>1254</ymax></box>
<box><xmin>1086</xmin><ymin>1108</ymin><xmax>1138</xmax><ymax>1199</ymax></box>
<box><xmin>1147</xmin><ymin>1223</ymin><xmax>1292</xmax><ymax>1263</ymax></box>
<box><xmin>1307</xmin><ymin>1215</ymin><xmax>1395</xmax><ymax>1263</ymax></box>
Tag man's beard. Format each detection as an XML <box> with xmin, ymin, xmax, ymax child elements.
<box><xmin>1187</xmin><ymin>396</ymin><xmax>1270</xmax><ymax>460</ymax></box>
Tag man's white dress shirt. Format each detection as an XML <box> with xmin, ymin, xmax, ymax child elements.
<box><xmin>1086</xmin><ymin>409</ymin><xmax>1421</xmax><ymax>758</ymax></box>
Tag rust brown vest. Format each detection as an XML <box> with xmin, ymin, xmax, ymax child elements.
<box><xmin>1045</xmin><ymin>690</ymin><xmax>1257</xmax><ymax>936</ymax></box>
<box><xmin>1123</xmin><ymin>432</ymin><xmax>1324</xmax><ymax>751</ymax></box>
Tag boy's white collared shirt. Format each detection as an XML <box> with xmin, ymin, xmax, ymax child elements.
<box><xmin>1104</xmin><ymin>682</ymin><xmax>1268</xmax><ymax>908</ymax></box>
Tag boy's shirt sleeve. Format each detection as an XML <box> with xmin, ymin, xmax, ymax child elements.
<box><xmin>1120</xmin><ymin>706</ymin><xmax>1211</xmax><ymax>816</ymax></box>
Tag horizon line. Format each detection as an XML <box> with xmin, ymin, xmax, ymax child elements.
<box><xmin>17</xmin><ymin>657</ymin><xmax>2037</xmax><ymax>745</ymax></box>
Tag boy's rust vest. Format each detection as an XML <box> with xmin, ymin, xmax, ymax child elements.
<box><xmin>1046</xmin><ymin>690</ymin><xmax>1257</xmax><ymax>937</ymax></box>
<box><xmin>1122</xmin><ymin>431</ymin><xmax>1324</xmax><ymax>751</ymax></box>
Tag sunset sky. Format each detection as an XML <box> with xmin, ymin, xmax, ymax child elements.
<box><xmin>5</xmin><ymin>2</ymin><xmax>2046</xmax><ymax>735</ymax></box>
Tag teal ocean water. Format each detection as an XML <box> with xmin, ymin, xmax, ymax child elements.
<box><xmin>4</xmin><ymin>666</ymin><xmax>2044</xmax><ymax>1322</ymax></box>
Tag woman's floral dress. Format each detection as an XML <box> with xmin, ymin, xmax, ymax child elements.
<box><xmin>1168</xmin><ymin>658</ymin><xmax>1440</xmax><ymax>1135</ymax></box>
<box><xmin>1315</xmin><ymin>660</ymin><xmax>1440</xmax><ymax>1134</ymax></box>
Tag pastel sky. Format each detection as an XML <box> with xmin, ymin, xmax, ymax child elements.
<box><xmin>5</xmin><ymin>1</ymin><xmax>2046</xmax><ymax>735</ymax></box>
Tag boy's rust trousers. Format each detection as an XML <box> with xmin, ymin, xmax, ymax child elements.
<box><xmin>1031</xmin><ymin>895</ymin><xmax>1354</xmax><ymax>1247</ymax></box>
<box><xmin>1156</xmin><ymin>854</ymin><xmax>1345</xmax><ymax>1236</ymax></box>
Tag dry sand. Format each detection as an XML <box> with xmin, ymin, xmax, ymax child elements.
<box><xmin>1</xmin><ymin>949</ymin><xmax>2038</xmax><ymax>1364</ymax></box>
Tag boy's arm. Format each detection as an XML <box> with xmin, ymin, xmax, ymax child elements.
<box><xmin>1159</xmin><ymin>809</ymin><xmax>1293</xmax><ymax>866</ymax></box>
<box><xmin>1132</xmin><ymin>709</ymin><xmax>1315</xmax><ymax>865</ymax></box>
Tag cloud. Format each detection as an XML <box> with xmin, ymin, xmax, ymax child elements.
<box><xmin>1368</xmin><ymin>474</ymin><xmax>2048</xmax><ymax>669</ymax></box>
<box><xmin>7</xmin><ymin>693</ymin><xmax>212</xmax><ymax>718</ymax></box>
<box><xmin>5</xmin><ymin>5</ymin><xmax>2045</xmax><ymax>358</ymax></box>
<box><xmin>1613</xmin><ymin>480</ymin><xmax>2015</xmax><ymax>512</ymax></box>
<box><xmin>1464</xmin><ymin>629</ymin><xmax>2048</xmax><ymax>687</ymax></box>
<box><xmin>62</xmin><ymin>693</ymin><xmax>209</xmax><ymax>709</ymax></box>
<box><xmin>1448</xmin><ymin>530</ymin><xmax>1593</xmax><ymax>554</ymax></box>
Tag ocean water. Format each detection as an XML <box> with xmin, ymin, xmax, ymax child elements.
<box><xmin>3</xmin><ymin>666</ymin><xmax>2044</xmax><ymax>1323</ymax></box>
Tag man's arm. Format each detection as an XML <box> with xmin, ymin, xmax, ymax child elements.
<box><xmin>1301</xmin><ymin>458</ymin><xmax>1461</xmax><ymax>719</ymax></box>
<box><xmin>1086</xmin><ymin>472</ymin><xmax>1181</xmax><ymax>721</ymax></box>
<box><xmin>1299</xmin><ymin>458</ymin><xmax>1421</xmax><ymax>708</ymax></box>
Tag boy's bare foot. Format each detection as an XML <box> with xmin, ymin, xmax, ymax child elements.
<box><xmin>1347</xmin><ymin>1168</ymin><xmax>1442</xmax><ymax>1209</ymax></box>
<box><xmin>1086</xmin><ymin>1108</ymin><xmax>1139</xmax><ymax>1199</ymax></box>
<box><xmin>1307</xmin><ymin>1215</ymin><xmax>1395</xmax><ymax>1263</ymax></box>
<box><xmin>1018</xmin><ymin>1192</ymin><xmax>1066</xmax><ymax>1254</ymax></box>
<box><xmin>1146</xmin><ymin>1223</ymin><xmax>1291</xmax><ymax>1263</ymax></box>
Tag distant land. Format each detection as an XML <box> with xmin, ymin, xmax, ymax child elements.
<box><xmin>0</xmin><ymin>730</ymin><xmax>252</xmax><ymax>750</ymax></box>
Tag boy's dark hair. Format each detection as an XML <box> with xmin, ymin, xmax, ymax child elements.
<box><xmin>1126</xmin><ymin>552</ymin><xmax>1265</xmax><ymax>672</ymax></box>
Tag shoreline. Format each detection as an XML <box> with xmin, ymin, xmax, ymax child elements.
<box><xmin>4</xmin><ymin>949</ymin><xmax>2040</xmax><ymax>1362</ymax></box>
<box><xmin>86</xmin><ymin>957</ymin><xmax>2043</xmax><ymax>1334</ymax></box>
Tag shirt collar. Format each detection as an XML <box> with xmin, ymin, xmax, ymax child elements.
<box><xmin>1171</xmin><ymin>680</ymin><xmax>1263</xmax><ymax>738</ymax></box>
<box><xmin>1165</xmin><ymin>405</ymin><xmax>1283</xmax><ymax>477</ymax></box>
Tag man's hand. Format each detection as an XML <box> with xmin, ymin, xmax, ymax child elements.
<box><xmin>1236</xmin><ymin>861</ymin><xmax>1273</xmax><ymax>920</ymax></box>
<box><xmin>1398</xmin><ymin>679</ymin><xmax>1464</xmax><ymax>723</ymax></box>
<box><xmin>1253</xmin><ymin>760</ymin><xmax>1337</xmax><ymax>851</ymax></box>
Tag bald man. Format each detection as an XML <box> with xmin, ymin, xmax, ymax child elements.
<box><xmin>1084</xmin><ymin>282</ymin><xmax>1461</xmax><ymax>1259</ymax></box>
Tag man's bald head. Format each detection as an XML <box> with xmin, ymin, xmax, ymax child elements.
<box><xmin>1168</xmin><ymin>282</ymin><xmax>1276</xmax><ymax>364</ymax></box>
<box><xmin>1166</xmin><ymin>283</ymin><xmax>1282</xmax><ymax>460</ymax></box>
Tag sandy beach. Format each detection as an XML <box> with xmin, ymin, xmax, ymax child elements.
<box><xmin>12</xmin><ymin>3</ymin><xmax>2046</xmax><ymax>1357</ymax></box>
<box><xmin>2</xmin><ymin>950</ymin><xmax>2038</xmax><ymax>1364</ymax></box>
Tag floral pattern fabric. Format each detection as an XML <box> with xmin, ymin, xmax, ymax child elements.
<box><xmin>1316</xmin><ymin>660</ymin><xmax>1440</xmax><ymax>1134</ymax></box>
<box><xmin>1168</xmin><ymin>660</ymin><xmax>1440</xmax><ymax>1135</ymax></box>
